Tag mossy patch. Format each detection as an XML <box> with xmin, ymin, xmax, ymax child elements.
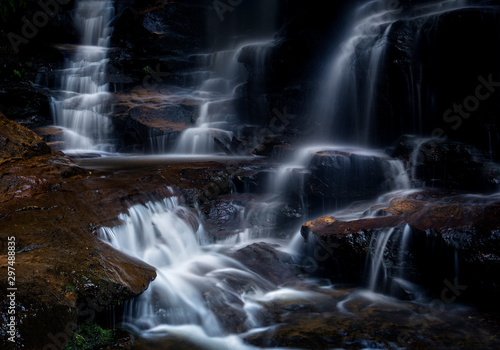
<box><xmin>64</xmin><ymin>324</ymin><xmax>115</xmax><ymax>350</ymax></box>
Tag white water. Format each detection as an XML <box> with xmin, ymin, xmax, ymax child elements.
<box><xmin>99</xmin><ymin>190</ymin><xmax>308</xmax><ymax>348</ymax></box>
<box><xmin>51</xmin><ymin>0</ymin><xmax>114</xmax><ymax>152</ymax></box>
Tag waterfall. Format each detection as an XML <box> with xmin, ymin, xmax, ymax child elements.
<box><xmin>174</xmin><ymin>40</ymin><xmax>274</xmax><ymax>155</ymax></box>
<box><xmin>311</xmin><ymin>0</ymin><xmax>475</xmax><ymax>146</ymax></box>
<box><xmin>366</xmin><ymin>224</ymin><xmax>418</xmax><ymax>296</ymax></box>
<box><xmin>273</xmin><ymin>144</ymin><xmax>410</xmax><ymax>214</ymax></box>
<box><xmin>172</xmin><ymin>0</ymin><xmax>277</xmax><ymax>155</ymax></box>
<box><xmin>51</xmin><ymin>0</ymin><xmax>114</xmax><ymax>153</ymax></box>
<box><xmin>367</xmin><ymin>228</ymin><xmax>396</xmax><ymax>291</ymax></box>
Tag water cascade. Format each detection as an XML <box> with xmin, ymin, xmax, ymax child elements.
<box><xmin>99</xmin><ymin>190</ymin><xmax>305</xmax><ymax>348</ymax></box>
<box><xmin>173</xmin><ymin>0</ymin><xmax>278</xmax><ymax>155</ymax></box>
<box><xmin>310</xmin><ymin>0</ymin><xmax>476</xmax><ymax>145</ymax></box>
<box><xmin>57</xmin><ymin>0</ymin><xmax>500</xmax><ymax>348</ymax></box>
<box><xmin>51</xmin><ymin>0</ymin><xmax>115</xmax><ymax>152</ymax></box>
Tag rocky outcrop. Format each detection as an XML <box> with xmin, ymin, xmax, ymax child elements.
<box><xmin>0</xmin><ymin>112</ymin><xmax>51</xmax><ymax>165</ymax></box>
<box><xmin>0</xmin><ymin>117</ymin><xmax>158</xmax><ymax>349</ymax></box>
<box><xmin>1</xmin><ymin>144</ymin><xmax>264</xmax><ymax>349</ymax></box>
<box><xmin>110</xmin><ymin>88</ymin><xmax>198</xmax><ymax>152</ymax></box>
<box><xmin>301</xmin><ymin>189</ymin><xmax>500</xmax><ymax>307</ymax></box>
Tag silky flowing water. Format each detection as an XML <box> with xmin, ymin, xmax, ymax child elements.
<box><xmin>98</xmin><ymin>187</ymin><xmax>500</xmax><ymax>349</ymax></box>
<box><xmin>48</xmin><ymin>0</ymin><xmax>500</xmax><ymax>348</ymax></box>
<box><xmin>51</xmin><ymin>0</ymin><xmax>115</xmax><ymax>153</ymax></box>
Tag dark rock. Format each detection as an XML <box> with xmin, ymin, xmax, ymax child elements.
<box><xmin>110</xmin><ymin>88</ymin><xmax>198</xmax><ymax>152</ymax></box>
<box><xmin>284</xmin><ymin>149</ymin><xmax>409</xmax><ymax>215</ymax></box>
<box><xmin>392</xmin><ymin>135</ymin><xmax>500</xmax><ymax>192</ymax></box>
<box><xmin>232</xmin><ymin>242</ymin><xmax>301</xmax><ymax>286</ymax></box>
<box><xmin>0</xmin><ymin>85</ymin><xmax>52</xmax><ymax>128</ymax></box>
<box><xmin>252</xmin><ymin>135</ymin><xmax>290</xmax><ymax>157</ymax></box>
<box><xmin>201</xmin><ymin>199</ymin><xmax>240</xmax><ymax>237</ymax></box>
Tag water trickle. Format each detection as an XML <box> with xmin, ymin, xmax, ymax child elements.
<box><xmin>367</xmin><ymin>228</ymin><xmax>396</xmax><ymax>292</ymax></box>
<box><xmin>51</xmin><ymin>0</ymin><xmax>115</xmax><ymax>153</ymax></box>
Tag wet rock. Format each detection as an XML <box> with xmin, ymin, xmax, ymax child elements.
<box><xmin>301</xmin><ymin>215</ymin><xmax>405</xmax><ymax>284</ymax></box>
<box><xmin>34</xmin><ymin>126</ymin><xmax>64</xmax><ymax>144</ymax></box>
<box><xmin>0</xmin><ymin>112</ymin><xmax>51</xmax><ymax>165</ymax></box>
<box><xmin>300</xmin><ymin>190</ymin><xmax>500</xmax><ymax>308</ymax></box>
<box><xmin>232</xmin><ymin>242</ymin><xmax>301</xmax><ymax>286</ymax></box>
<box><xmin>252</xmin><ymin>135</ymin><xmax>290</xmax><ymax>157</ymax></box>
<box><xmin>109</xmin><ymin>1</ymin><xmax>208</xmax><ymax>90</ymax></box>
<box><xmin>391</xmin><ymin>135</ymin><xmax>499</xmax><ymax>192</ymax></box>
<box><xmin>0</xmin><ymin>86</ymin><xmax>52</xmax><ymax>128</ymax></box>
<box><xmin>285</xmin><ymin>149</ymin><xmax>408</xmax><ymax>215</ymax></box>
<box><xmin>201</xmin><ymin>199</ymin><xmax>240</xmax><ymax>237</ymax></box>
<box><xmin>0</xmin><ymin>149</ymin><xmax>157</xmax><ymax>349</ymax></box>
<box><xmin>110</xmin><ymin>89</ymin><xmax>198</xmax><ymax>152</ymax></box>
<box><xmin>244</xmin><ymin>286</ymin><xmax>500</xmax><ymax>349</ymax></box>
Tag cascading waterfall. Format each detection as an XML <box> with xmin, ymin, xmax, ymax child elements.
<box><xmin>310</xmin><ymin>0</ymin><xmax>474</xmax><ymax>145</ymax></box>
<box><xmin>51</xmin><ymin>0</ymin><xmax>114</xmax><ymax>152</ymax></box>
<box><xmin>85</xmin><ymin>0</ymin><xmax>500</xmax><ymax>348</ymax></box>
<box><xmin>175</xmin><ymin>40</ymin><xmax>274</xmax><ymax>155</ymax></box>
<box><xmin>99</xmin><ymin>190</ymin><xmax>304</xmax><ymax>348</ymax></box>
<box><xmin>273</xmin><ymin>144</ymin><xmax>410</xmax><ymax>210</ymax></box>
<box><xmin>172</xmin><ymin>0</ymin><xmax>277</xmax><ymax>155</ymax></box>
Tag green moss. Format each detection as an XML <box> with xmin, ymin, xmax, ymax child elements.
<box><xmin>13</xmin><ymin>69</ymin><xmax>21</xmax><ymax>78</ymax></box>
<box><xmin>62</xmin><ymin>285</ymin><xmax>76</xmax><ymax>293</ymax></box>
<box><xmin>0</xmin><ymin>0</ymin><xmax>27</xmax><ymax>22</ymax></box>
<box><xmin>64</xmin><ymin>324</ymin><xmax>115</xmax><ymax>350</ymax></box>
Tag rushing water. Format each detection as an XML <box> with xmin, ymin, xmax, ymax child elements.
<box><xmin>51</xmin><ymin>0</ymin><xmax>114</xmax><ymax>152</ymax></box>
<box><xmin>169</xmin><ymin>0</ymin><xmax>278</xmax><ymax>155</ymax></box>
<box><xmin>98</xmin><ymin>188</ymin><xmax>500</xmax><ymax>349</ymax></box>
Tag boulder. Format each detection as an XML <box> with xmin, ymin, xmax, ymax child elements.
<box><xmin>282</xmin><ymin>148</ymin><xmax>409</xmax><ymax>215</ymax></box>
<box><xmin>231</xmin><ymin>242</ymin><xmax>301</xmax><ymax>286</ymax></box>
<box><xmin>110</xmin><ymin>88</ymin><xmax>198</xmax><ymax>152</ymax></box>
<box><xmin>201</xmin><ymin>199</ymin><xmax>241</xmax><ymax>238</ymax></box>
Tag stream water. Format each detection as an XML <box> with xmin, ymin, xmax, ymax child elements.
<box><xmin>47</xmin><ymin>0</ymin><xmax>500</xmax><ymax>348</ymax></box>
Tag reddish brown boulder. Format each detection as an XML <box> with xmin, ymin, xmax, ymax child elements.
<box><xmin>0</xmin><ymin>111</ymin><xmax>51</xmax><ymax>165</ymax></box>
